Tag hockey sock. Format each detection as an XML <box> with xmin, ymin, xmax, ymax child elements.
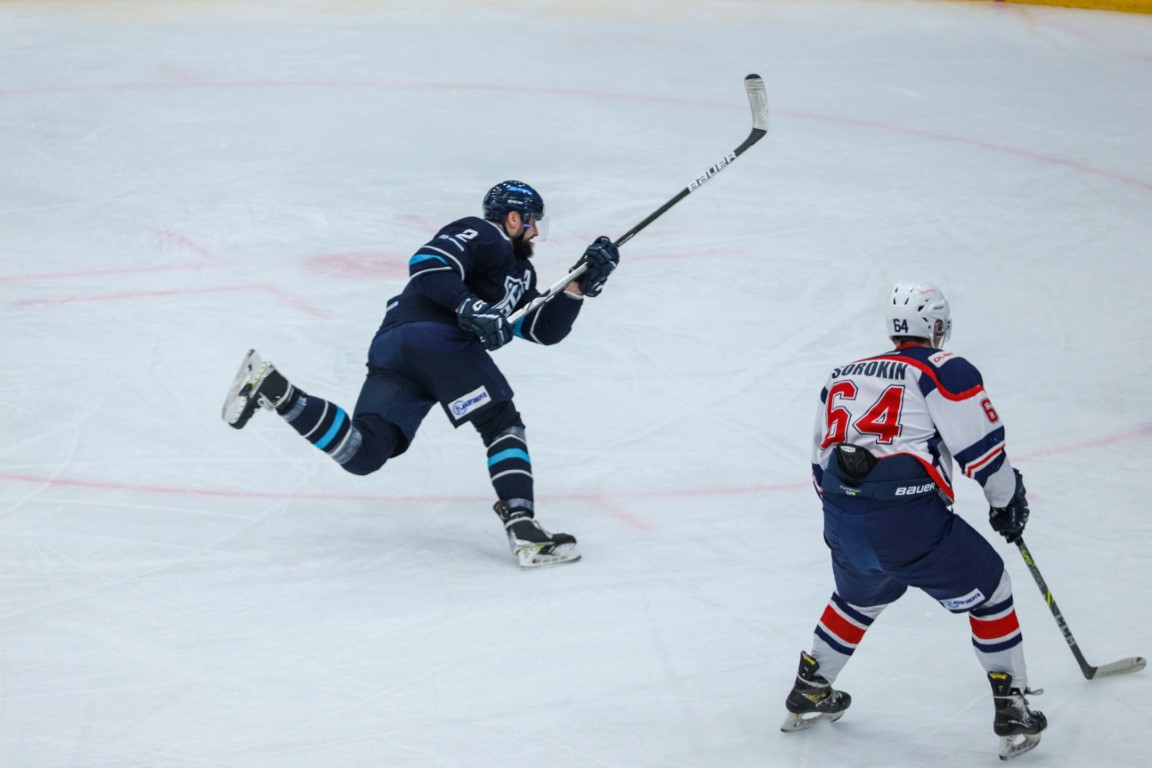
<box><xmin>970</xmin><ymin>570</ymin><xmax>1028</xmax><ymax>687</ymax></box>
<box><xmin>811</xmin><ymin>593</ymin><xmax>887</xmax><ymax>682</ymax></box>
<box><xmin>485</xmin><ymin>426</ymin><xmax>533</xmax><ymax>509</ymax></box>
<box><xmin>280</xmin><ymin>391</ymin><xmax>362</xmax><ymax>466</ymax></box>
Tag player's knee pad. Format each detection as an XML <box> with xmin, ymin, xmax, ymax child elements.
<box><xmin>972</xmin><ymin>569</ymin><xmax>1014</xmax><ymax>611</ymax></box>
<box><xmin>491</xmin><ymin>424</ymin><xmax>526</xmax><ymax>445</ymax></box>
<box><xmin>340</xmin><ymin>414</ymin><xmax>404</xmax><ymax>476</ymax></box>
<box><xmin>472</xmin><ymin>400</ymin><xmax>524</xmax><ymax>446</ymax></box>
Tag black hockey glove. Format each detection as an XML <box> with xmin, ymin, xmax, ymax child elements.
<box><xmin>576</xmin><ymin>236</ymin><xmax>619</xmax><ymax>298</ymax></box>
<box><xmin>456</xmin><ymin>297</ymin><xmax>513</xmax><ymax>351</ymax></box>
<box><xmin>989</xmin><ymin>469</ymin><xmax>1030</xmax><ymax>544</ymax></box>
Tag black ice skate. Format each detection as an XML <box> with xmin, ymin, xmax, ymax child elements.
<box><xmin>221</xmin><ymin>349</ymin><xmax>294</xmax><ymax>429</ymax></box>
<box><xmin>780</xmin><ymin>651</ymin><xmax>852</xmax><ymax>732</ymax></box>
<box><xmin>988</xmin><ymin>672</ymin><xmax>1047</xmax><ymax>760</ymax></box>
<box><xmin>493</xmin><ymin>501</ymin><xmax>580</xmax><ymax>568</ymax></box>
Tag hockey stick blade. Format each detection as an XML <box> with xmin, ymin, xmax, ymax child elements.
<box><xmin>1016</xmin><ymin>538</ymin><xmax>1146</xmax><ymax>681</ymax></box>
<box><xmin>614</xmin><ymin>73</ymin><xmax>768</xmax><ymax>250</ymax></box>
<box><xmin>1087</xmin><ymin>656</ymin><xmax>1146</xmax><ymax>679</ymax></box>
<box><xmin>508</xmin><ymin>74</ymin><xmax>769</xmax><ymax>326</ymax></box>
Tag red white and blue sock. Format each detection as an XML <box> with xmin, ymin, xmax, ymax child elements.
<box><xmin>970</xmin><ymin>570</ymin><xmax>1029</xmax><ymax>687</ymax></box>
<box><xmin>811</xmin><ymin>593</ymin><xmax>887</xmax><ymax>682</ymax></box>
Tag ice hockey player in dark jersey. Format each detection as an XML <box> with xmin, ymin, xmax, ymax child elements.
<box><xmin>780</xmin><ymin>282</ymin><xmax>1047</xmax><ymax>760</ymax></box>
<box><xmin>221</xmin><ymin>180</ymin><xmax>619</xmax><ymax>568</ymax></box>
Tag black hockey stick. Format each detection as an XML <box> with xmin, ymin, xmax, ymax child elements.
<box><xmin>1016</xmin><ymin>537</ymin><xmax>1145</xmax><ymax>679</ymax></box>
<box><xmin>508</xmin><ymin>74</ymin><xmax>769</xmax><ymax>325</ymax></box>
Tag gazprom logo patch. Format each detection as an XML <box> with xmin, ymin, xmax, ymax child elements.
<box><xmin>450</xmin><ymin>386</ymin><xmax>491</xmax><ymax>420</ymax></box>
<box><xmin>940</xmin><ymin>588</ymin><xmax>985</xmax><ymax>611</ymax></box>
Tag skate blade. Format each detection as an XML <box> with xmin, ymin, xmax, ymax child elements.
<box><xmin>516</xmin><ymin>542</ymin><xmax>581</xmax><ymax>569</ymax></box>
<box><xmin>780</xmin><ymin>710</ymin><xmax>845</xmax><ymax>733</ymax></box>
<box><xmin>221</xmin><ymin>349</ymin><xmax>261</xmax><ymax>428</ymax></box>
<box><xmin>999</xmin><ymin>733</ymin><xmax>1041</xmax><ymax>760</ymax></box>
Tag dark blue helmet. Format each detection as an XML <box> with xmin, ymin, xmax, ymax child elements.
<box><xmin>482</xmin><ymin>180</ymin><xmax>545</xmax><ymax>223</ymax></box>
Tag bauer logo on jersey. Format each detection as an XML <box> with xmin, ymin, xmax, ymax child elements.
<box><xmin>940</xmin><ymin>588</ymin><xmax>985</xmax><ymax>611</ymax></box>
<box><xmin>894</xmin><ymin>482</ymin><xmax>936</xmax><ymax>496</ymax></box>
<box><xmin>450</xmin><ymin>386</ymin><xmax>491</xmax><ymax>420</ymax></box>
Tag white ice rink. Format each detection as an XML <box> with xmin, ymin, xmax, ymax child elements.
<box><xmin>2</xmin><ymin>1</ymin><xmax>1151</xmax><ymax>765</ymax></box>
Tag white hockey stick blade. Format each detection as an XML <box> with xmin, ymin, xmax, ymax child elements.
<box><xmin>744</xmin><ymin>74</ymin><xmax>769</xmax><ymax>133</ymax></box>
<box><xmin>1091</xmin><ymin>656</ymin><xmax>1146</xmax><ymax>678</ymax></box>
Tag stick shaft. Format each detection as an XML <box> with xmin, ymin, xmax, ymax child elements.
<box><xmin>1016</xmin><ymin>538</ymin><xmax>1148</xmax><ymax>680</ymax></box>
<box><xmin>1016</xmin><ymin>538</ymin><xmax>1097</xmax><ymax>678</ymax></box>
<box><xmin>508</xmin><ymin>75</ymin><xmax>768</xmax><ymax>326</ymax></box>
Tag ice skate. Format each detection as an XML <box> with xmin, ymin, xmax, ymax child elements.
<box><xmin>780</xmin><ymin>651</ymin><xmax>852</xmax><ymax>732</ymax></box>
<box><xmin>221</xmin><ymin>349</ymin><xmax>293</xmax><ymax>429</ymax></box>
<box><xmin>493</xmin><ymin>501</ymin><xmax>580</xmax><ymax>568</ymax></box>
<box><xmin>988</xmin><ymin>672</ymin><xmax>1046</xmax><ymax>760</ymax></box>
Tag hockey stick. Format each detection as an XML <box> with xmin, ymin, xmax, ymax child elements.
<box><xmin>1015</xmin><ymin>537</ymin><xmax>1146</xmax><ymax>680</ymax></box>
<box><xmin>508</xmin><ymin>73</ymin><xmax>769</xmax><ymax>326</ymax></box>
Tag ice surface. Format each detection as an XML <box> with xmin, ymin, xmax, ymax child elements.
<box><xmin>1</xmin><ymin>1</ymin><xmax>1150</xmax><ymax>766</ymax></box>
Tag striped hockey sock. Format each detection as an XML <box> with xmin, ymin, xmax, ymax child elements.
<box><xmin>811</xmin><ymin>593</ymin><xmax>887</xmax><ymax>682</ymax></box>
<box><xmin>486</xmin><ymin>426</ymin><xmax>533</xmax><ymax>507</ymax></box>
<box><xmin>280</xmin><ymin>392</ymin><xmax>362</xmax><ymax>466</ymax></box>
<box><xmin>970</xmin><ymin>571</ymin><xmax>1028</xmax><ymax>686</ymax></box>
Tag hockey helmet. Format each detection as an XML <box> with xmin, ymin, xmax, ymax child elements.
<box><xmin>482</xmin><ymin>180</ymin><xmax>547</xmax><ymax>238</ymax></box>
<box><xmin>887</xmin><ymin>282</ymin><xmax>952</xmax><ymax>346</ymax></box>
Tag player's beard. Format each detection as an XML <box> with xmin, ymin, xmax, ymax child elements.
<box><xmin>511</xmin><ymin>232</ymin><xmax>534</xmax><ymax>260</ymax></box>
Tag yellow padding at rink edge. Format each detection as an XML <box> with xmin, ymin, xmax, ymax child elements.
<box><xmin>955</xmin><ymin>0</ymin><xmax>1152</xmax><ymax>12</ymax></box>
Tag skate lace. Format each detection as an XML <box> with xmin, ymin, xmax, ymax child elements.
<box><xmin>995</xmin><ymin>687</ymin><xmax>1043</xmax><ymax>708</ymax></box>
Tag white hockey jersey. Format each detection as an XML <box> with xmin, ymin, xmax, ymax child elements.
<box><xmin>811</xmin><ymin>344</ymin><xmax>1017</xmax><ymax>508</ymax></box>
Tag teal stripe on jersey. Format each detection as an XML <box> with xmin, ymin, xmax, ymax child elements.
<box><xmin>410</xmin><ymin>253</ymin><xmax>447</xmax><ymax>267</ymax></box>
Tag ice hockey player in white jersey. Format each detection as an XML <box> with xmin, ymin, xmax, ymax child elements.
<box><xmin>780</xmin><ymin>282</ymin><xmax>1047</xmax><ymax>760</ymax></box>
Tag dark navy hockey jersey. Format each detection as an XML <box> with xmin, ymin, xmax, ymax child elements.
<box><xmin>377</xmin><ymin>216</ymin><xmax>581</xmax><ymax>345</ymax></box>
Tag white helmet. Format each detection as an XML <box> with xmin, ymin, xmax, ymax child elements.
<box><xmin>887</xmin><ymin>282</ymin><xmax>951</xmax><ymax>346</ymax></box>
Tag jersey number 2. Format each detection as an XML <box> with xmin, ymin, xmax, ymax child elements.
<box><xmin>821</xmin><ymin>382</ymin><xmax>906</xmax><ymax>448</ymax></box>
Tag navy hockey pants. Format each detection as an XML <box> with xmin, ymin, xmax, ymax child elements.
<box><xmin>822</xmin><ymin>492</ymin><xmax>1005</xmax><ymax>612</ymax></box>
<box><xmin>350</xmin><ymin>321</ymin><xmax>518</xmax><ymax>462</ymax></box>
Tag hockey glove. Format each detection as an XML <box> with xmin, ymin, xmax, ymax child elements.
<box><xmin>989</xmin><ymin>469</ymin><xmax>1030</xmax><ymax>544</ymax></box>
<box><xmin>456</xmin><ymin>297</ymin><xmax>513</xmax><ymax>351</ymax></box>
<box><xmin>576</xmin><ymin>236</ymin><xmax>619</xmax><ymax>298</ymax></box>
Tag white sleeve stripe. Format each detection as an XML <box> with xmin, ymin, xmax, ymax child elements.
<box><xmin>965</xmin><ymin>445</ymin><xmax>1005</xmax><ymax>478</ymax></box>
<box><xmin>419</xmin><ymin>246</ymin><xmax>465</xmax><ymax>278</ymax></box>
<box><xmin>827</xmin><ymin>602</ymin><xmax>870</xmax><ymax>631</ymax></box>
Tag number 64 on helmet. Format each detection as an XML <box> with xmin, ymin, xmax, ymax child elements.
<box><xmin>887</xmin><ymin>282</ymin><xmax>951</xmax><ymax>347</ymax></box>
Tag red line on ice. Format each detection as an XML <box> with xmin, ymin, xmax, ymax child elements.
<box><xmin>3</xmin><ymin>77</ymin><xmax>1148</xmax><ymax>196</ymax></box>
<box><xmin>2</xmin><ymin>425</ymin><xmax>1149</xmax><ymax>528</ymax></box>
<box><xmin>0</xmin><ymin>230</ymin><xmax>225</xmax><ymax>284</ymax></box>
<box><xmin>13</xmin><ymin>284</ymin><xmax>331</xmax><ymax>317</ymax></box>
